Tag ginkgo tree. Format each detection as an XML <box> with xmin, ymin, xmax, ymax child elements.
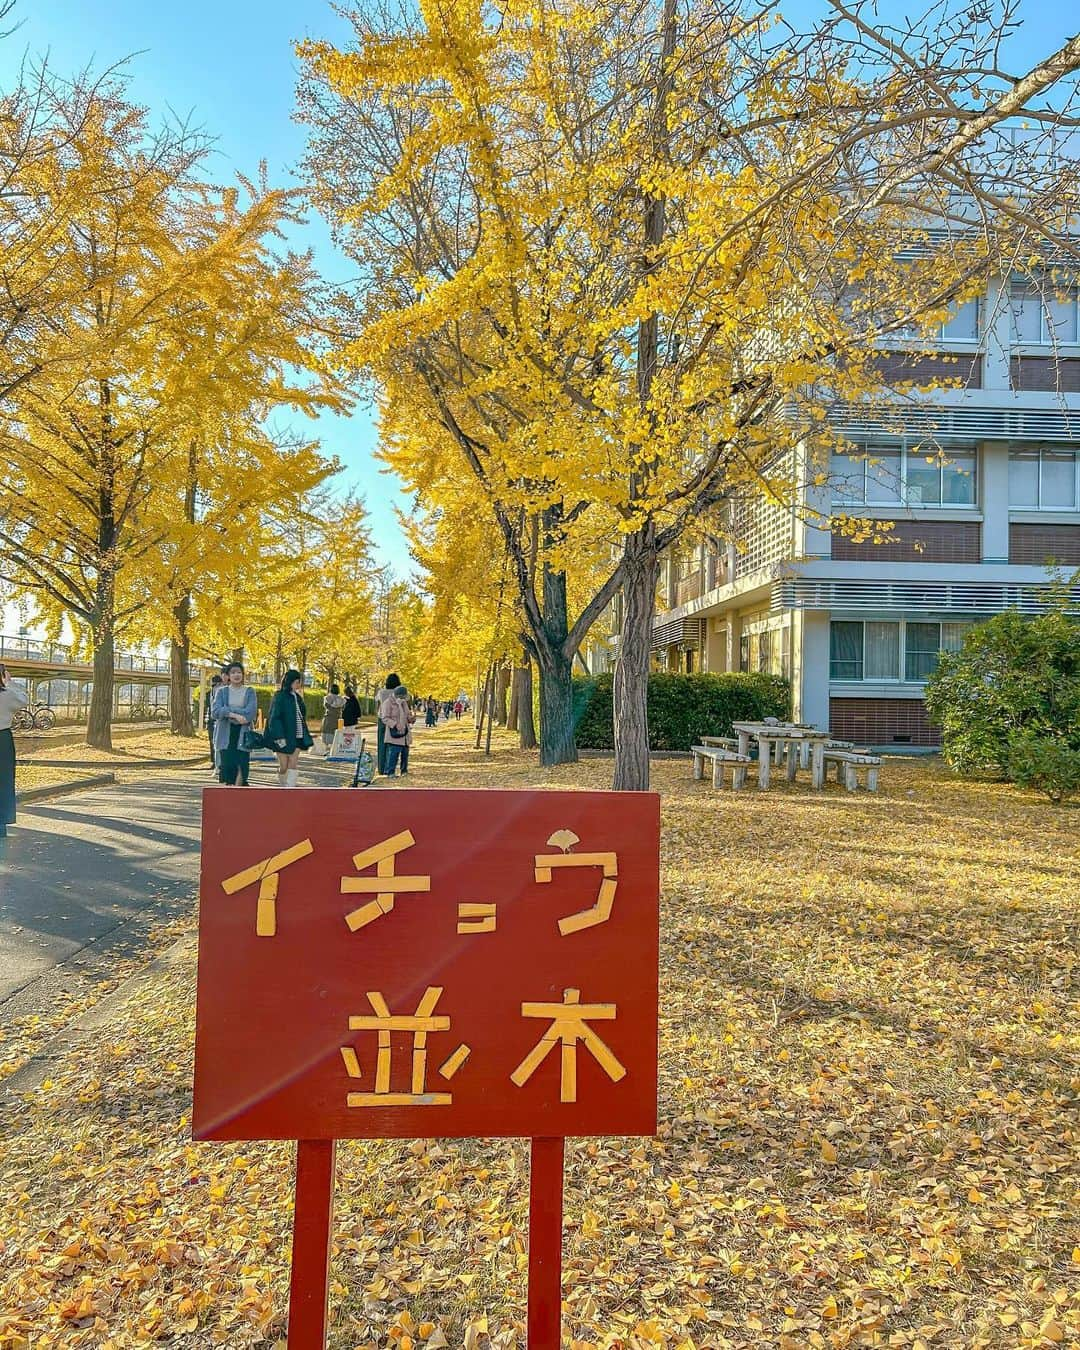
<box><xmin>300</xmin><ymin>0</ymin><xmax>1080</xmax><ymax>788</ymax></box>
<box><xmin>0</xmin><ymin>78</ymin><xmax>342</xmax><ymax>747</ymax></box>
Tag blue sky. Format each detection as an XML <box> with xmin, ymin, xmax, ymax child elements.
<box><xmin>1</xmin><ymin>0</ymin><xmax>1076</xmax><ymax>594</ymax></box>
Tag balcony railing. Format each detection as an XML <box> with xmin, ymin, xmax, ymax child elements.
<box><xmin>0</xmin><ymin>633</ymin><xmax>197</xmax><ymax>677</ymax></box>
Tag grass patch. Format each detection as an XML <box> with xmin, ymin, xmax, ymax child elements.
<box><xmin>1</xmin><ymin>725</ymin><xmax>1076</xmax><ymax>1349</ymax></box>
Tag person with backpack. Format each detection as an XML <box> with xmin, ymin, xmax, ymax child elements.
<box><xmin>212</xmin><ymin>662</ymin><xmax>257</xmax><ymax>786</ymax></box>
<box><xmin>266</xmin><ymin>669</ymin><xmax>314</xmax><ymax>787</ymax></box>
<box><xmin>381</xmin><ymin>684</ymin><xmax>415</xmax><ymax>776</ymax></box>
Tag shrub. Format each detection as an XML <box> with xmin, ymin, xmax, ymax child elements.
<box><xmin>193</xmin><ymin>686</ymin><xmax>378</xmax><ymax>727</ymax></box>
<box><xmin>573</xmin><ymin>672</ymin><xmax>790</xmax><ymax>752</ymax></box>
<box><xmin>1007</xmin><ymin>734</ymin><xmax>1080</xmax><ymax>804</ymax></box>
<box><xmin>925</xmin><ymin>610</ymin><xmax>1080</xmax><ymax>777</ymax></box>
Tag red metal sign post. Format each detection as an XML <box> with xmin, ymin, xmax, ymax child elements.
<box><xmin>193</xmin><ymin>788</ymin><xmax>659</xmax><ymax>1347</ymax></box>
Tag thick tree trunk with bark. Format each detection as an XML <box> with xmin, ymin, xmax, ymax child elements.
<box><xmin>170</xmin><ymin>594</ymin><xmax>194</xmax><ymax>736</ymax></box>
<box><xmin>613</xmin><ymin>537</ymin><xmax>659</xmax><ymax>791</ymax></box>
<box><xmin>535</xmin><ymin>561</ymin><xmax>577</xmax><ymax>764</ymax></box>
<box><xmin>494</xmin><ymin>665</ymin><xmax>510</xmax><ymax>725</ymax></box>
<box><xmin>87</xmin><ymin>618</ymin><xmax>115</xmax><ymax>751</ymax></box>
<box><xmin>537</xmin><ymin>645</ymin><xmax>576</xmax><ymax>765</ymax></box>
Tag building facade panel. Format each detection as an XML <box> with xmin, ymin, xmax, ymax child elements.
<box><xmin>831</xmin><ymin>521</ymin><xmax>981</xmax><ymax>564</ymax></box>
<box><xmin>873</xmin><ymin>351</ymin><xmax>982</xmax><ymax>388</ymax></box>
<box><xmin>1008</xmin><ymin>522</ymin><xmax>1080</xmax><ymax>566</ymax></box>
<box><xmin>829</xmin><ymin>697</ymin><xmax>941</xmax><ymax>747</ymax></box>
<box><xmin>1010</xmin><ymin>356</ymin><xmax>1080</xmax><ymax>393</ymax></box>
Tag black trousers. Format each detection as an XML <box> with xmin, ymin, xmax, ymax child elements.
<box><xmin>0</xmin><ymin>727</ymin><xmax>15</xmax><ymax>830</ymax></box>
<box><xmin>218</xmin><ymin>725</ymin><xmax>249</xmax><ymax>785</ymax></box>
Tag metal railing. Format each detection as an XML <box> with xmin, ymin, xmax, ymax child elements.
<box><xmin>0</xmin><ymin>633</ymin><xmax>198</xmax><ymax>677</ymax></box>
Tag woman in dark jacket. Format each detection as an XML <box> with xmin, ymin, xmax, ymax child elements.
<box><xmin>342</xmin><ymin>685</ymin><xmax>361</xmax><ymax>728</ymax></box>
<box><xmin>265</xmin><ymin>668</ymin><xmax>314</xmax><ymax>787</ymax></box>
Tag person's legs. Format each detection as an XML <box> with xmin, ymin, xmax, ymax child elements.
<box><xmin>275</xmin><ymin>751</ymin><xmax>289</xmax><ymax>786</ymax></box>
<box><xmin>285</xmin><ymin>750</ymin><xmax>301</xmax><ymax>787</ymax></box>
<box><xmin>384</xmin><ymin>743</ymin><xmax>401</xmax><ymax>776</ymax></box>
<box><xmin>238</xmin><ymin>752</ymin><xmax>250</xmax><ymax>786</ymax></box>
<box><xmin>219</xmin><ymin>749</ymin><xmax>239</xmax><ymax>785</ymax></box>
<box><xmin>377</xmin><ymin>718</ymin><xmax>386</xmax><ymax>774</ymax></box>
<box><xmin>208</xmin><ymin>727</ymin><xmax>215</xmax><ymax>765</ymax></box>
<box><xmin>400</xmin><ymin>743</ymin><xmax>410</xmax><ymax>774</ymax></box>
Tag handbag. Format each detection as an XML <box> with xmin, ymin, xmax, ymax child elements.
<box><xmin>239</xmin><ymin>725</ymin><xmax>266</xmax><ymax>752</ymax></box>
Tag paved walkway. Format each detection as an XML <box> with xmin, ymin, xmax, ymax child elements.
<box><xmin>0</xmin><ymin>752</ymin><xmax>361</xmax><ymax>1017</ymax></box>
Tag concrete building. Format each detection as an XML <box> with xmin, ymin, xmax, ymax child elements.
<box><xmin>643</xmin><ymin>278</ymin><xmax>1080</xmax><ymax>748</ymax></box>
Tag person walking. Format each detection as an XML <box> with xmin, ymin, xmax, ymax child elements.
<box><xmin>0</xmin><ymin>663</ymin><xmax>28</xmax><ymax>840</ymax></box>
<box><xmin>425</xmin><ymin>696</ymin><xmax>438</xmax><ymax>728</ymax></box>
<box><xmin>212</xmin><ymin>662</ymin><xmax>257</xmax><ymax>786</ymax></box>
<box><xmin>453</xmin><ymin>699</ymin><xmax>464</xmax><ymax>720</ymax></box>
<box><xmin>204</xmin><ymin>674</ymin><xmax>223</xmax><ymax>772</ymax></box>
<box><xmin>342</xmin><ymin>685</ymin><xmax>361</xmax><ymax>728</ymax></box>
<box><xmin>375</xmin><ymin>672</ymin><xmax>401</xmax><ymax>774</ymax></box>
<box><xmin>381</xmin><ymin>684</ymin><xmax>415</xmax><ymax>777</ymax></box>
<box><xmin>320</xmin><ymin>682</ymin><xmax>346</xmax><ymax>756</ymax></box>
<box><xmin>266</xmin><ymin>668</ymin><xmax>314</xmax><ymax>786</ymax></box>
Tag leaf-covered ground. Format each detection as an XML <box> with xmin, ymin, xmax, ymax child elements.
<box><xmin>13</xmin><ymin>765</ymin><xmax>104</xmax><ymax>793</ymax></box>
<box><xmin>1</xmin><ymin>725</ymin><xmax>1077</xmax><ymax>1349</ymax></box>
<box><xmin>18</xmin><ymin>731</ymin><xmax>207</xmax><ymax>765</ymax></box>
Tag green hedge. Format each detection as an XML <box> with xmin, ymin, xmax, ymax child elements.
<box><xmin>195</xmin><ymin>686</ymin><xmax>378</xmax><ymax>726</ymax></box>
<box><xmin>573</xmin><ymin>672</ymin><xmax>790</xmax><ymax>751</ymax></box>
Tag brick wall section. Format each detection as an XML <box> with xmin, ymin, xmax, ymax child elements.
<box><xmin>1010</xmin><ymin>356</ymin><xmax>1080</xmax><ymax>392</ymax></box>
<box><xmin>1009</xmin><ymin>523</ymin><xmax>1080</xmax><ymax>565</ymax></box>
<box><xmin>829</xmin><ymin>697</ymin><xmax>942</xmax><ymax>747</ymax></box>
<box><xmin>872</xmin><ymin>351</ymin><xmax>982</xmax><ymax>388</ymax></box>
<box><xmin>832</xmin><ymin>520</ymin><xmax>981</xmax><ymax>563</ymax></box>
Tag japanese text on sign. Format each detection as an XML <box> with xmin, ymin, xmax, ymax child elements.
<box><xmin>193</xmin><ymin>789</ymin><xmax>659</xmax><ymax>1141</ymax></box>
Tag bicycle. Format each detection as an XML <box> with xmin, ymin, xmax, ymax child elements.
<box><xmin>11</xmin><ymin>701</ymin><xmax>56</xmax><ymax>732</ymax></box>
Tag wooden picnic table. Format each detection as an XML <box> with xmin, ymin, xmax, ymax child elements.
<box><xmin>730</xmin><ymin>721</ymin><xmax>832</xmax><ymax>790</ymax></box>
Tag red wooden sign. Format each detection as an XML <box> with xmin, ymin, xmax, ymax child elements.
<box><xmin>193</xmin><ymin>788</ymin><xmax>659</xmax><ymax>1348</ymax></box>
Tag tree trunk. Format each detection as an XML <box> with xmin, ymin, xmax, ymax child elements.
<box><xmin>533</xmin><ymin>559</ymin><xmax>578</xmax><ymax>764</ymax></box>
<box><xmin>494</xmin><ymin>665</ymin><xmax>510</xmax><ymax>725</ymax></box>
<box><xmin>87</xmin><ymin>620</ymin><xmax>115</xmax><ymax>751</ymax></box>
<box><xmin>170</xmin><ymin>594</ymin><xmax>194</xmax><ymax>736</ymax></box>
<box><xmin>612</xmin><ymin>537</ymin><xmax>659</xmax><ymax>791</ymax></box>
<box><xmin>537</xmin><ymin>646</ymin><xmax>576</xmax><ymax>765</ymax></box>
<box><xmin>517</xmin><ymin>660</ymin><xmax>537</xmax><ymax>750</ymax></box>
<box><xmin>507</xmin><ymin>666</ymin><xmax>520</xmax><ymax>732</ymax></box>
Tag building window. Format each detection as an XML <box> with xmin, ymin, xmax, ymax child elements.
<box><xmin>830</xmin><ymin>620</ymin><xmax>972</xmax><ymax>683</ymax></box>
<box><xmin>831</xmin><ymin>446</ymin><xmax>976</xmax><ymax>507</ymax></box>
<box><xmin>738</xmin><ymin>634</ymin><xmax>750</xmax><ymax>673</ymax></box>
<box><xmin>829</xmin><ymin>621</ymin><xmax>864</xmax><ymax>680</ymax></box>
<box><xmin>1010</xmin><ymin>280</ymin><xmax>1079</xmax><ymax>346</ymax></box>
<box><xmin>941</xmin><ymin>299</ymin><xmax>980</xmax><ymax>342</ymax></box>
<box><xmin>1009</xmin><ymin>447</ymin><xmax>1079</xmax><ymax>510</ymax></box>
<box><xmin>896</xmin><ymin>299</ymin><xmax>980</xmax><ymax>343</ymax></box>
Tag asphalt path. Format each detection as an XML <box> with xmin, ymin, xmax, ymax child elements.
<box><xmin>0</xmin><ymin>751</ymin><xmax>361</xmax><ymax>1017</ymax></box>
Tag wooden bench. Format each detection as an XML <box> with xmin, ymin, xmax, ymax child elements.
<box><xmin>691</xmin><ymin>744</ymin><xmax>752</xmax><ymax>790</ymax></box>
<box><xmin>823</xmin><ymin>748</ymin><xmax>882</xmax><ymax>791</ymax></box>
<box><xmin>699</xmin><ymin>734</ymin><xmax>740</xmax><ymax>752</ymax></box>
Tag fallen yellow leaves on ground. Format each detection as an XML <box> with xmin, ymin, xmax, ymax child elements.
<box><xmin>1</xmin><ymin>725</ymin><xmax>1077</xmax><ymax>1348</ymax></box>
